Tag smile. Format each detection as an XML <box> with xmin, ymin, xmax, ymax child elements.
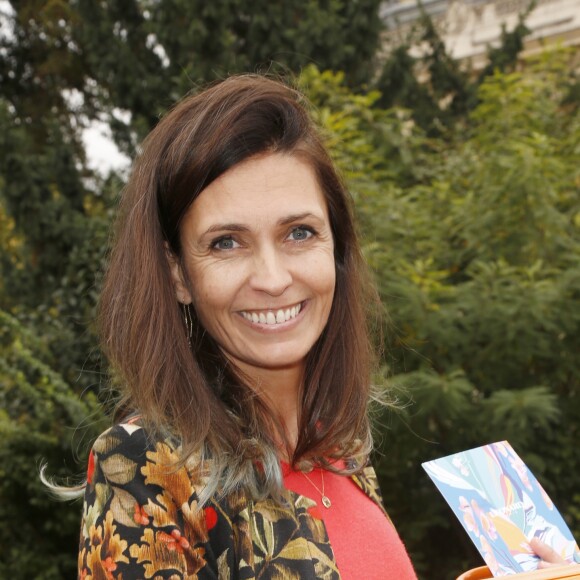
<box><xmin>240</xmin><ymin>302</ymin><xmax>303</xmax><ymax>325</ymax></box>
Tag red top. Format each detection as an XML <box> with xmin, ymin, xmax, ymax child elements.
<box><xmin>283</xmin><ymin>463</ymin><xmax>417</xmax><ymax>579</ymax></box>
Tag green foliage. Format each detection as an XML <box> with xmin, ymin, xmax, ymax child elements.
<box><xmin>4</xmin><ymin>0</ymin><xmax>383</xmax><ymax>149</ymax></box>
<box><xmin>480</xmin><ymin>8</ymin><xmax>532</xmax><ymax>80</ymax></box>
<box><xmin>296</xmin><ymin>53</ymin><xmax>579</xmax><ymax>577</ymax></box>
<box><xmin>0</xmin><ymin>310</ymin><xmax>105</xmax><ymax>578</ymax></box>
<box><xmin>376</xmin><ymin>3</ymin><xmax>533</xmax><ymax>134</ymax></box>
<box><xmin>370</xmin><ymin>53</ymin><xmax>578</xmax><ymax>577</ymax></box>
<box><xmin>1</xmin><ymin>0</ymin><xmax>579</xmax><ymax>576</ymax></box>
<box><xmin>0</xmin><ymin>1</ymin><xmax>385</xmax><ymax>576</ymax></box>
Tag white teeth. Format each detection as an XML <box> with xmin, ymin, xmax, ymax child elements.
<box><xmin>241</xmin><ymin>303</ymin><xmax>303</xmax><ymax>325</ymax></box>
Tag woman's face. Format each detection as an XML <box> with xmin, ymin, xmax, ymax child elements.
<box><xmin>171</xmin><ymin>153</ymin><xmax>336</xmax><ymax>379</ymax></box>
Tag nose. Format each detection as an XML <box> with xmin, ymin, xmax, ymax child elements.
<box><xmin>249</xmin><ymin>245</ymin><xmax>292</xmax><ymax>296</ymax></box>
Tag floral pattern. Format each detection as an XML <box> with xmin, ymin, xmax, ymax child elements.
<box><xmin>79</xmin><ymin>423</ymin><xmax>390</xmax><ymax>579</ymax></box>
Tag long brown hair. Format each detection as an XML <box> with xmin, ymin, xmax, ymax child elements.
<box><xmin>99</xmin><ymin>75</ymin><xmax>379</xmax><ymax>499</ymax></box>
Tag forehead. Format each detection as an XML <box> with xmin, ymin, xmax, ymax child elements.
<box><xmin>184</xmin><ymin>153</ymin><xmax>329</xmax><ymax>232</ymax></box>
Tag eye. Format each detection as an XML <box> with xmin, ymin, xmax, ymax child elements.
<box><xmin>287</xmin><ymin>226</ymin><xmax>315</xmax><ymax>242</ymax></box>
<box><xmin>211</xmin><ymin>236</ymin><xmax>240</xmax><ymax>251</ymax></box>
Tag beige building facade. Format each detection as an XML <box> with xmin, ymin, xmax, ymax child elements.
<box><xmin>380</xmin><ymin>0</ymin><xmax>580</xmax><ymax>68</ymax></box>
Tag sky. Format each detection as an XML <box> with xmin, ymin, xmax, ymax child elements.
<box><xmin>1</xmin><ymin>0</ymin><xmax>131</xmax><ymax>176</ymax></box>
<box><xmin>82</xmin><ymin>120</ymin><xmax>132</xmax><ymax>176</ymax></box>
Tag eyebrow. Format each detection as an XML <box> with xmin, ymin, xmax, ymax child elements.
<box><xmin>279</xmin><ymin>212</ymin><xmax>322</xmax><ymax>226</ymax></box>
<box><xmin>201</xmin><ymin>212</ymin><xmax>323</xmax><ymax>236</ymax></box>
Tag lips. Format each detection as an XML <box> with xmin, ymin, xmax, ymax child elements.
<box><xmin>240</xmin><ymin>302</ymin><xmax>303</xmax><ymax>325</ymax></box>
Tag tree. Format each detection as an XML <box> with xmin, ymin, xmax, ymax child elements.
<box><xmin>368</xmin><ymin>52</ymin><xmax>580</xmax><ymax>577</ymax></box>
<box><xmin>0</xmin><ymin>309</ymin><xmax>105</xmax><ymax>578</ymax></box>
<box><xmin>2</xmin><ymin>0</ymin><xmax>579</xmax><ymax>575</ymax></box>
<box><xmin>375</xmin><ymin>4</ymin><xmax>532</xmax><ymax>135</ymax></box>
<box><xmin>56</xmin><ymin>0</ymin><xmax>384</xmax><ymax>148</ymax></box>
<box><xmin>300</xmin><ymin>55</ymin><xmax>579</xmax><ymax>577</ymax></box>
<box><xmin>0</xmin><ymin>1</ymin><xmax>385</xmax><ymax>575</ymax></box>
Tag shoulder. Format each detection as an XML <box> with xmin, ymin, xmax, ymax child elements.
<box><xmin>91</xmin><ymin>420</ymin><xmax>171</xmax><ymax>461</ymax></box>
<box><xmin>92</xmin><ymin>421</ymin><xmax>146</xmax><ymax>454</ymax></box>
<box><xmin>92</xmin><ymin>421</ymin><xmax>161</xmax><ymax>466</ymax></box>
<box><xmin>351</xmin><ymin>463</ymin><xmax>393</xmax><ymax>523</ymax></box>
<box><xmin>80</xmin><ymin>423</ymin><xmax>230</xmax><ymax>578</ymax></box>
<box><xmin>88</xmin><ymin>420</ymin><xmax>199</xmax><ymax>492</ymax></box>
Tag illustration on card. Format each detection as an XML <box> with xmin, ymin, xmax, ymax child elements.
<box><xmin>422</xmin><ymin>441</ymin><xmax>580</xmax><ymax>576</ymax></box>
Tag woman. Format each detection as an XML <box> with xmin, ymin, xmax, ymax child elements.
<box><xmin>77</xmin><ymin>75</ymin><xmax>417</xmax><ymax>579</ymax></box>
<box><xmin>72</xmin><ymin>76</ymin><xmax>568</xmax><ymax>579</ymax></box>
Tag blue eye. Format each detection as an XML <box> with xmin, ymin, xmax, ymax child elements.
<box><xmin>211</xmin><ymin>236</ymin><xmax>239</xmax><ymax>250</ymax></box>
<box><xmin>288</xmin><ymin>226</ymin><xmax>314</xmax><ymax>241</ymax></box>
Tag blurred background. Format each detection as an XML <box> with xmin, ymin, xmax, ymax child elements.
<box><xmin>1</xmin><ymin>0</ymin><xmax>579</xmax><ymax>577</ymax></box>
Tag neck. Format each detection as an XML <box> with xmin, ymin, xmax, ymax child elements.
<box><xmin>231</xmin><ymin>359</ymin><xmax>304</xmax><ymax>453</ymax></box>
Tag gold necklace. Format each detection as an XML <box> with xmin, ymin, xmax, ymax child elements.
<box><xmin>302</xmin><ymin>469</ymin><xmax>331</xmax><ymax>508</ymax></box>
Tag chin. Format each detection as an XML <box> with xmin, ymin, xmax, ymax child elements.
<box><xmin>240</xmin><ymin>350</ymin><xmax>309</xmax><ymax>372</ymax></box>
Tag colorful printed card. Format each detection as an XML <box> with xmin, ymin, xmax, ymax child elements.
<box><xmin>422</xmin><ymin>442</ymin><xmax>580</xmax><ymax>576</ymax></box>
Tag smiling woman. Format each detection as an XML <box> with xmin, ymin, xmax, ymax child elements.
<box><xmin>169</xmin><ymin>154</ymin><xmax>337</xmax><ymax>422</ymax></box>
<box><xmin>45</xmin><ymin>76</ymin><xmax>418</xmax><ymax>579</ymax></box>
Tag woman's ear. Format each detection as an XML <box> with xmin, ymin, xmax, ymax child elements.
<box><xmin>165</xmin><ymin>244</ymin><xmax>193</xmax><ymax>305</ymax></box>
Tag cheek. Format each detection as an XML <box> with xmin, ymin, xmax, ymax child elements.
<box><xmin>192</xmin><ymin>286</ymin><xmax>228</xmax><ymax>322</ymax></box>
<box><xmin>312</xmin><ymin>254</ymin><xmax>336</xmax><ymax>294</ymax></box>
<box><xmin>189</xmin><ymin>270</ymin><xmax>229</xmax><ymax>318</ymax></box>
<box><xmin>188</xmin><ymin>263</ymin><xmax>247</xmax><ymax>323</ymax></box>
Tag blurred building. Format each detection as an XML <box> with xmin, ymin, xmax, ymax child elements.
<box><xmin>380</xmin><ymin>0</ymin><xmax>580</xmax><ymax>69</ymax></box>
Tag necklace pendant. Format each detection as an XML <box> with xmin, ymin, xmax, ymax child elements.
<box><xmin>321</xmin><ymin>495</ymin><xmax>332</xmax><ymax>508</ymax></box>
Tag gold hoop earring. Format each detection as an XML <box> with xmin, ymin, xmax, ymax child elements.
<box><xmin>182</xmin><ymin>303</ymin><xmax>193</xmax><ymax>348</ymax></box>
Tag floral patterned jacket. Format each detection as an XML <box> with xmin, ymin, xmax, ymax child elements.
<box><xmin>79</xmin><ymin>421</ymin><xmax>391</xmax><ymax>579</ymax></box>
